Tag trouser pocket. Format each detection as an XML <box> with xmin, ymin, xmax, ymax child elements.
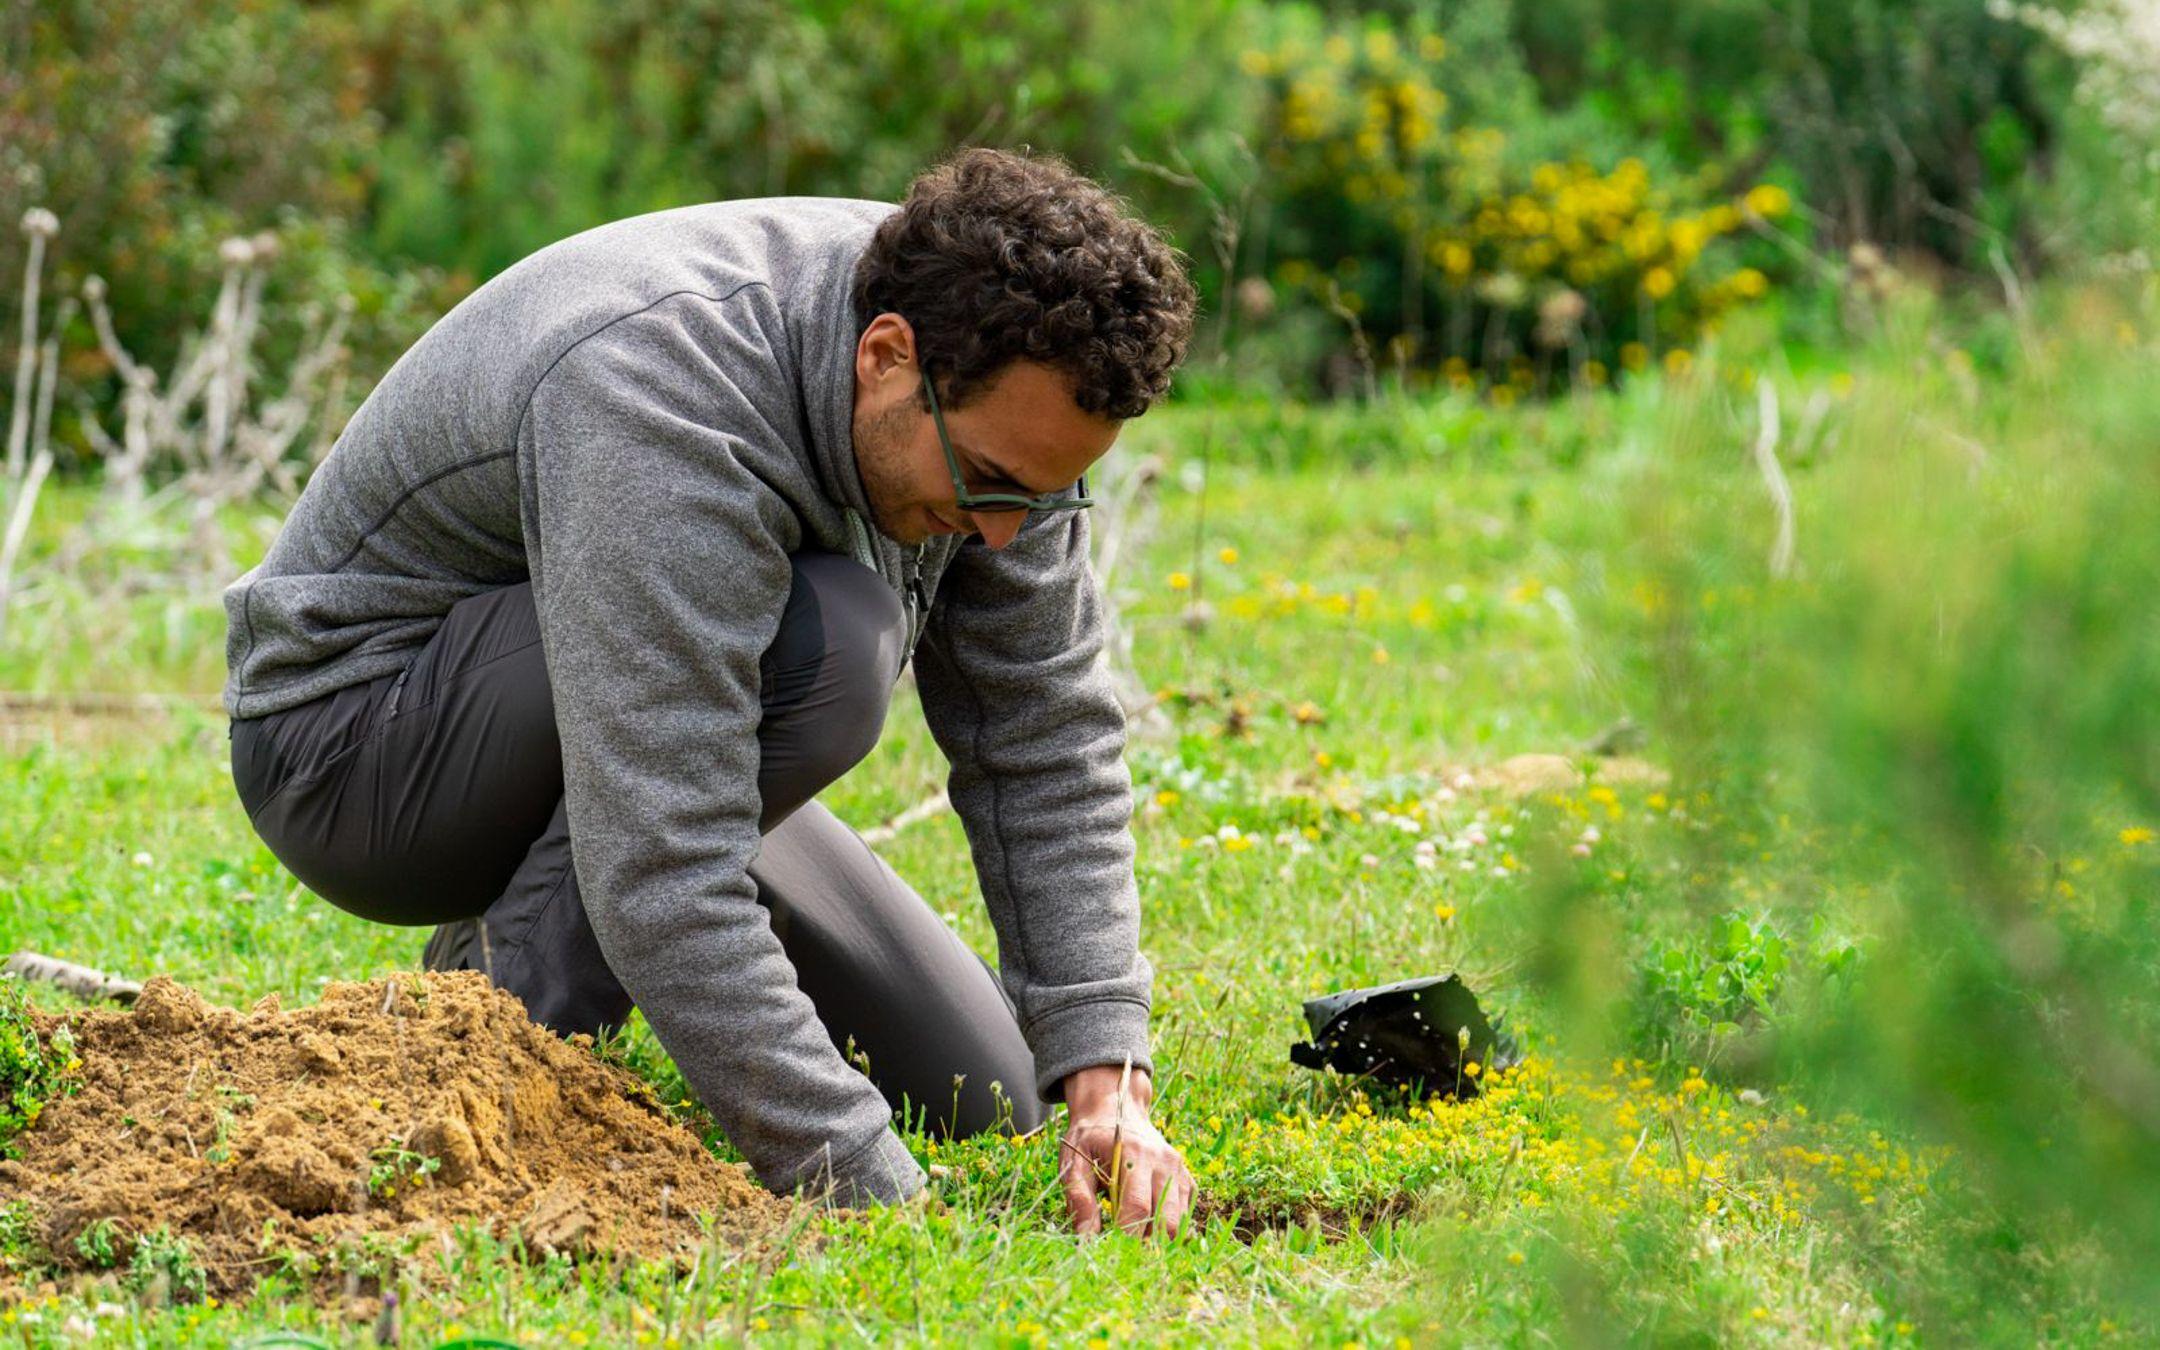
<box><xmin>229</xmin><ymin>669</ymin><xmax>402</xmax><ymax>820</ymax></box>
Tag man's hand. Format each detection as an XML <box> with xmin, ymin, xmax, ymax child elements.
<box><xmin>1056</xmin><ymin>1063</ymin><xmax>1196</xmax><ymax>1238</ymax></box>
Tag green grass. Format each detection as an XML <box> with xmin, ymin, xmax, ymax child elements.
<box><xmin>4</xmin><ymin>282</ymin><xmax>2156</xmax><ymax>1344</ymax></box>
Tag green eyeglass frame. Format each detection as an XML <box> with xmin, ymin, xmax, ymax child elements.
<box><xmin>919</xmin><ymin>365</ymin><xmax>1094</xmax><ymax>515</ymax></box>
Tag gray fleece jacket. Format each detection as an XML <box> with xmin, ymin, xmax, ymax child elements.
<box><xmin>221</xmin><ymin>197</ymin><xmax>1155</xmax><ymax>1205</ymax></box>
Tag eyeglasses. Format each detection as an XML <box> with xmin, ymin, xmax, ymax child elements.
<box><xmin>919</xmin><ymin>364</ymin><xmax>1093</xmax><ymax>515</ymax></box>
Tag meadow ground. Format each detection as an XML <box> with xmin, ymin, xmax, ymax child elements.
<box><xmin>3</xmin><ymin>291</ymin><xmax>2154</xmax><ymax>1345</ymax></box>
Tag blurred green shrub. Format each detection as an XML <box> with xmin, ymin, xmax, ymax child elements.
<box><xmin>1506</xmin><ymin>0</ymin><xmax>2074</xmax><ymax>272</ymax></box>
<box><xmin>0</xmin><ymin>0</ymin><xmax>446</xmax><ymax>391</ymax></box>
<box><xmin>1240</xmin><ymin>11</ymin><xmax>1792</xmax><ymax>396</ymax></box>
<box><xmin>349</xmin><ymin>0</ymin><xmax>1262</xmax><ymax>285</ymax></box>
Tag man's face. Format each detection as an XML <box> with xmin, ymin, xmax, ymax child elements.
<box><xmin>851</xmin><ymin>313</ymin><xmax>1119</xmax><ymax>550</ymax></box>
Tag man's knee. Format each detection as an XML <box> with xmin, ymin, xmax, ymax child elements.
<box><xmin>770</xmin><ymin>551</ymin><xmax>907</xmax><ymax>783</ymax></box>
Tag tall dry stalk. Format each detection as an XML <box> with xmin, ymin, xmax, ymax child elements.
<box><xmin>0</xmin><ymin>210</ymin><xmax>67</xmax><ymax>638</ymax></box>
<box><xmin>5</xmin><ymin>208</ymin><xmax>57</xmax><ymax>483</ymax></box>
<box><xmin>1</xmin><ymin>212</ymin><xmax>357</xmax><ymax>643</ymax></box>
<box><xmin>64</xmin><ymin>228</ymin><xmax>353</xmax><ymax>592</ymax></box>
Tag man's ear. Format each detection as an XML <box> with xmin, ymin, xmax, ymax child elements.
<box><xmin>856</xmin><ymin>312</ymin><xmax>918</xmax><ymax>388</ymax></box>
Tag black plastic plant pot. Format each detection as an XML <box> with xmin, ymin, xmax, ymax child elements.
<box><xmin>1289</xmin><ymin>974</ymin><xmax>1521</xmax><ymax>1099</ymax></box>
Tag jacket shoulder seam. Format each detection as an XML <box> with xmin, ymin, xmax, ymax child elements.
<box><xmin>510</xmin><ymin>280</ymin><xmax>774</xmax><ymax>464</ymax></box>
<box><xmin>320</xmin><ymin>282</ymin><xmax>773</xmax><ymax>584</ymax></box>
<box><xmin>322</xmin><ymin>450</ymin><xmax>518</xmax><ymax>575</ymax></box>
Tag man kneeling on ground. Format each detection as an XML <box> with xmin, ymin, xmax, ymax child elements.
<box><xmin>221</xmin><ymin>146</ymin><xmax>1198</xmax><ymax>1236</ymax></box>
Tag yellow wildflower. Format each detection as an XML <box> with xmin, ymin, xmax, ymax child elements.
<box><xmin>1744</xmin><ymin>183</ymin><xmax>1792</xmax><ymax>218</ymax></box>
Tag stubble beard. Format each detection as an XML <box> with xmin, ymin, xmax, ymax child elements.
<box><xmin>852</xmin><ymin>398</ymin><xmax>924</xmax><ymax>545</ymax></box>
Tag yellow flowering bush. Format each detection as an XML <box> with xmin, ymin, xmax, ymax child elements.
<box><xmin>1246</xmin><ymin>18</ymin><xmax>1794</xmax><ymax>393</ymax></box>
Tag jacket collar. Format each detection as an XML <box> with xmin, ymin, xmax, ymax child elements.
<box><xmin>798</xmin><ymin>231</ymin><xmax>876</xmax><ymax>524</ymax></box>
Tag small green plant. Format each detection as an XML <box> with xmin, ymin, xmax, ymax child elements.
<box><xmin>257</xmin><ymin>1217</ymin><xmax>320</xmax><ymax>1281</ymax></box>
<box><xmin>123</xmin><ymin>1224</ymin><xmax>208</xmax><ymax>1305</ymax></box>
<box><xmin>324</xmin><ymin>1229</ymin><xmax>407</xmax><ymax>1283</ymax></box>
<box><xmin>1636</xmin><ymin>909</ymin><xmax>1790</xmax><ymax>1053</ymax></box>
<box><xmin>74</xmin><ymin>1216</ymin><xmax>122</xmax><ymax>1269</ymax></box>
<box><xmin>0</xmin><ymin>1198</ymin><xmax>46</xmax><ymax>1274</ymax></box>
<box><xmin>0</xmin><ymin>975</ymin><xmax>83</xmax><ymax>1158</ymax></box>
<box><xmin>203</xmin><ymin>1085</ymin><xmax>254</xmax><ymax>1167</ymax></box>
<box><xmin>367</xmin><ymin>1138</ymin><xmax>442</xmax><ymax>1199</ymax></box>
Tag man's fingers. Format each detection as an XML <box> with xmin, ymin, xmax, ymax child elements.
<box><xmin>1058</xmin><ymin>1139</ymin><xmax>1103</xmax><ymax>1236</ymax></box>
<box><xmin>1114</xmin><ymin>1158</ymin><xmax>1155</xmax><ymax>1236</ymax></box>
<box><xmin>1152</xmin><ymin>1166</ymin><xmax>1194</xmax><ymax>1239</ymax></box>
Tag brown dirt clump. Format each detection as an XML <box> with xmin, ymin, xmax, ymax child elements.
<box><xmin>0</xmin><ymin>970</ymin><xmax>797</xmax><ymax>1300</ymax></box>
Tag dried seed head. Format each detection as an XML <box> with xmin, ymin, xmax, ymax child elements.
<box><xmin>20</xmin><ymin>207</ymin><xmax>58</xmax><ymax>239</ymax></box>
<box><xmin>219</xmin><ymin>236</ymin><xmax>257</xmax><ymax>267</ymax></box>
<box><xmin>250</xmin><ymin>230</ymin><xmax>282</xmax><ymax>260</ymax></box>
<box><xmin>81</xmin><ymin>275</ymin><xmax>106</xmax><ymax>301</ymax></box>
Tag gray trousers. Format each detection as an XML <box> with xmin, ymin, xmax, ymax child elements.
<box><xmin>228</xmin><ymin>551</ymin><xmax>1045</xmax><ymax>1138</ymax></box>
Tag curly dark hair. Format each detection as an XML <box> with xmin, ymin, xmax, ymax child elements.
<box><xmin>851</xmin><ymin>146</ymin><xmax>1197</xmax><ymax>420</ymax></box>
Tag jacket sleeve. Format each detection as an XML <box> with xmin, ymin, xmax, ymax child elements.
<box><xmin>521</xmin><ymin>299</ymin><xmax>923</xmax><ymax>1205</ymax></box>
<box><xmin>911</xmin><ymin>504</ymin><xmax>1155</xmax><ymax>1104</ymax></box>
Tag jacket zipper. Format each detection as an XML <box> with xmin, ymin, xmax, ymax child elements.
<box><xmin>901</xmin><ymin>541</ymin><xmax>930</xmax><ymax>650</ymax></box>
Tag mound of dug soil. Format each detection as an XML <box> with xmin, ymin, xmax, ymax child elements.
<box><xmin>0</xmin><ymin>970</ymin><xmax>796</xmax><ymax>1299</ymax></box>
